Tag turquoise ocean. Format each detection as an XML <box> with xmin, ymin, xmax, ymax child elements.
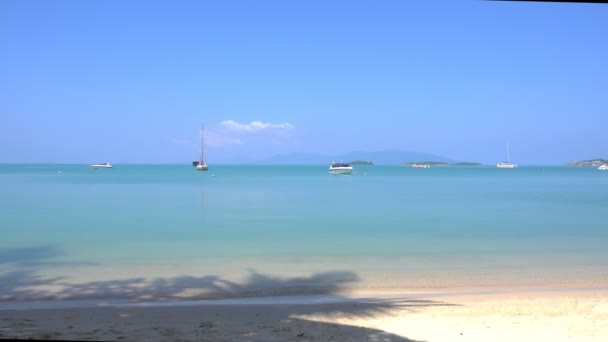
<box><xmin>1</xmin><ymin>164</ymin><xmax>608</xmax><ymax>305</ymax></box>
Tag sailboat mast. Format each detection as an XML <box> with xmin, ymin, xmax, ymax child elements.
<box><xmin>507</xmin><ymin>139</ymin><xmax>510</xmax><ymax>163</ymax></box>
<box><xmin>201</xmin><ymin>126</ymin><xmax>204</xmax><ymax>163</ymax></box>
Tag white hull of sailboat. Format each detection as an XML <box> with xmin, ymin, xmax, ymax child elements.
<box><xmin>196</xmin><ymin>163</ymin><xmax>208</xmax><ymax>171</ymax></box>
<box><xmin>599</xmin><ymin>165</ymin><xmax>608</xmax><ymax>170</ymax></box>
<box><xmin>496</xmin><ymin>163</ymin><xmax>517</xmax><ymax>168</ymax></box>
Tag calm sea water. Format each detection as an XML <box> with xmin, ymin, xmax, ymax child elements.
<box><xmin>1</xmin><ymin>164</ymin><xmax>608</xmax><ymax>299</ymax></box>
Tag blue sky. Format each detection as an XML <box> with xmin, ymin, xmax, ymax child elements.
<box><xmin>1</xmin><ymin>0</ymin><xmax>606</xmax><ymax>164</ymax></box>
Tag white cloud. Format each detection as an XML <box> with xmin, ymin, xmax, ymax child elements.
<box><xmin>220</xmin><ymin>120</ymin><xmax>294</xmax><ymax>132</ymax></box>
<box><xmin>168</xmin><ymin>119</ymin><xmax>294</xmax><ymax>150</ymax></box>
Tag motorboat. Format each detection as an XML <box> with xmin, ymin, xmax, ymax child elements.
<box><xmin>329</xmin><ymin>162</ymin><xmax>353</xmax><ymax>175</ymax></box>
<box><xmin>90</xmin><ymin>163</ymin><xmax>112</xmax><ymax>169</ymax></box>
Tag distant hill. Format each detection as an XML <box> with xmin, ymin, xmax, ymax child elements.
<box><xmin>566</xmin><ymin>159</ymin><xmax>608</xmax><ymax>166</ymax></box>
<box><xmin>261</xmin><ymin>149</ymin><xmax>455</xmax><ymax>165</ymax></box>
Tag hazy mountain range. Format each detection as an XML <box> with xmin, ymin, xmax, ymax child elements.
<box><xmin>256</xmin><ymin>149</ymin><xmax>457</xmax><ymax>165</ymax></box>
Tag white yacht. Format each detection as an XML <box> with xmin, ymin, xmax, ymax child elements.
<box><xmin>90</xmin><ymin>163</ymin><xmax>112</xmax><ymax>169</ymax></box>
<box><xmin>496</xmin><ymin>140</ymin><xmax>517</xmax><ymax>168</ymax></box>
<box><xmin>194</xmin><ymin>125</ymin><xmax>209</xmax><ymax>171</ymax></box>
<box><xmin>599</xmin><ymin>164</ymin><xmax>608</xmax><ymax>170</ymax></box>
<box><xmin>410</xmin><ymin>163</ymin><xmax>430</xmax><ymax>169</ymax></box>
<box><xmin>329</xmin><ymin>162</ymin><xmax>353</xmax><ymax>175</ymax></box>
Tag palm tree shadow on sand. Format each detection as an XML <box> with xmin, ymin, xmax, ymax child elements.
<box><xmin>0</xmin><ymin>245</ymin><xmax>457</xmax><ymax>341</ymax></box>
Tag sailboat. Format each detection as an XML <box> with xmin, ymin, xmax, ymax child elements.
<box><xmin>194</xmin><ymin>126</ymin><xmax>209</xmax><ymax>171</ymax></box>
<box><xmin>496</xmin><ymin>140</ymin><xmax>517</xmax><ymax>168</ymax></box>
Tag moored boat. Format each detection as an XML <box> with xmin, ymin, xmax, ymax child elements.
<box><xmin>496</xmin><ymin>140</ymin><xmax>517</xmax><ymax>168</ymax></box>
<box><xmin>329</xmin><ymin>162</ymin><xmax>353</xmax><ymax>175</ymax></box>
<box><xmin>90</xmin><ymin>163</ymin><xmax>112</xmax><ymax>169</ymax></box>
<box><xmin>194</xmin><ymin>125</ymin><xmax>209</xmax><ymax>171</ymax></box>
<box><xmin>496</xmin><ymin>162</ymin><xmax>517</xmax><ymax>169</ymax></box>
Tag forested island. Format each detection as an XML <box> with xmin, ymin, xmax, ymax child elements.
<box><xmin>566</xmin><ymin>159</ymin><xmax>608</xmax><ymax>166</ymax></box>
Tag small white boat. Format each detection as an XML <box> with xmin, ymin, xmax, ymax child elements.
<box><xmin>329</xmin><ymin>162</ymin><xmax>353</xmax><ymax>175</ymax></box>
<box><xmin>496</xmin><ymin>139</ymin><xmax>517</xmax><ymax>168</ymax></box>
<box><xmin>496</xmin><ymin>162</ymin><xmax>517</xmax><ymax>169</ymax></box>
<box><xmin>90</xmin><ymin>163</ymin><xmax>112</xmax><ymax>169</ymax></box>
<box><xmin>194</xmin><ymin>125</ymin><xmax>209</xmax><ymax>172</ymax></box>
<box><xmin>599</xmin><ymin>164</ymin><xmax>608</xmax><ymax>170</ymax></box>
<box><xmin>410</xmin><ymin>163</ymin><xmax>430</xmax><ymax>169</ymax></box>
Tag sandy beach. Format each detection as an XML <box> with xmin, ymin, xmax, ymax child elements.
<box><xmin>2</xmin><ymin>255</ymin><xmax>608</xmax><ymax>341</ymax></box>
<box><xmin>1</xmin><ymin>288</ymin><xmax>607</xmax><ymax>341</ymax></box>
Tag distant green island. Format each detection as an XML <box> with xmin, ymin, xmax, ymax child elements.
<box><xmin>348</xmin><ymin>160</ymin><xmax>375</xmax><ymax>165</ymax></box>
<box><xmin>567</xmin><ymin>159</ymin><xmax>608</xmax><ymax>166</ymax></box>
<box><xmin>400</xmin><ymin>161</ymin><xmax>482</xmax><ymax>166</ymax></box>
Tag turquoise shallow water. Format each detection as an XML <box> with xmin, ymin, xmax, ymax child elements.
<box><xmin>1</xmin><ymin>164</ymin><xmax>608</xmax><ymax>305</ymax></box>
<box><xmin>2</xmin><ymin>164</ymin><xmax>607</xmax><ymax>263</ymax></box>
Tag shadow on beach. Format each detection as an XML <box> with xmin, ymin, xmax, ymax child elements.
<box><xmin>0</xmin><ymin>245</ymin><xmax>455</xmax><ymax>341</ymax></box>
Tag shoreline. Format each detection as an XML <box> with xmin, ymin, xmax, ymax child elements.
<box><xmin>3</xmin><ymin>254</ymin><xmax>607</xmax><ymax>308</ymax></box>
<box><xmin>2</xmin><ymin>282</ymin><xmax>607</xmax><ymax>310</ymax></box>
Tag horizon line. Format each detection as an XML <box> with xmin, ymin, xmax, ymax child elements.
<box><xmin>0</xmin><ymin>162</ymin><xmax>596</xmax><ymax>166</ymax></box>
